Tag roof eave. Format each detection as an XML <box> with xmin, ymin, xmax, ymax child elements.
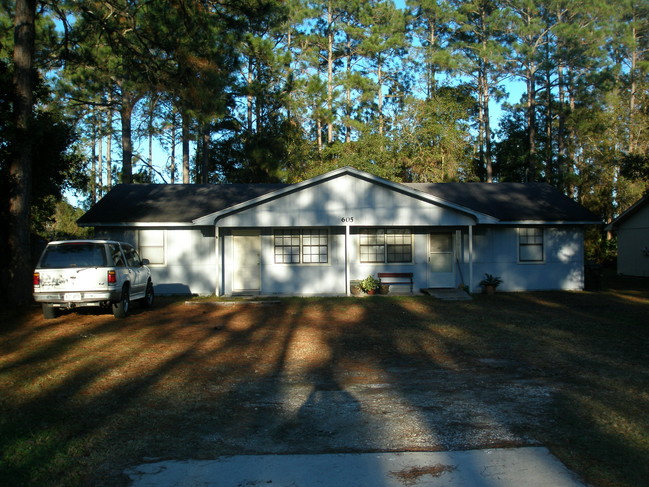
<box><xmin>78</xmin><ymin>221</ymin><xmax>196</xmax><ymax>227</ymax></box>
<box><xmin>488</xmin><ymin>220</ymin><xmax>602</xmax><ymax>225</ymax></box>
<box><xmin>606</xmin><ymin>196</ymin><xmax>648</xmax><ymax>230</ymax></box>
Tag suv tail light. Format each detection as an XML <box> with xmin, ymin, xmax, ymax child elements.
<box><xmin>33</xmin><ymin>272</ymin><xmax>40</xmax><ymax>286</ymax></box>
<box><xmin>107</xmin><ymin>270</ymin><xmax>117</xmax><ymax>284</ymax></box>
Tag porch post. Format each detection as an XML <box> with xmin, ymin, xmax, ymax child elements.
<box><xmin>468</xmin><ymin>224</ymin><xmax>474</xmax><ymax>292</ymax></box>
<box><xmin>215</xmin><ymin>225</ymin><xmax>221</xmax><ymax>296</ymax></box>
<box><xmin>345</xmin><ymin>224</ymin><xmax>350</xmax><ymax>296</ymax></box>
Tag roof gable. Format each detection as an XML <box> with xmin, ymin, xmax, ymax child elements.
<box><xmin>606</xmin><ymin>195</ymin><xmax>649</xmax><ymax>230</ymax></box>
<box><xmin>192</xmin><ymin>167</ymin><xmax>492</xmax><ymax>226</ymax></box>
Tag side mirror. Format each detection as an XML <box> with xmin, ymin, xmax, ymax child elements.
<box><xmin>141</xmin><ymin>258</ymin><xmax>150</xmax><ymax>266</ymax></box>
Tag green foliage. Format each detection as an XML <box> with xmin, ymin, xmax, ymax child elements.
<box><xmin>1</xmin><ymin>0</ymin><xmax>648</xmax><ymax>236</ymax></box>
<box><xmin>0</xmin><ymin>57</ymin><xmax>86</xmax><ymax>238</ymax></box>
<box><xmin>620</xmin><ymin>153</ymin><xmax>649</xmax><ymax>188</ymax></box>
<box><xmin>394</xmin><ymin>88</ymin><xmax>476</xmax><ymax>182</ymax></box>
<box><xmin>360</xmin><ymin>274</ymin><xmax>380</xmax><ymax>292</ymax></box>
<box><xmin>479</xmin><ymin>273</ymin><xmax>502</xmax><ymax>288</ymax></box>
<box><xmin>585</xmin><ymin>228</ymin><xmax>617</xmax><ymax>265</ymax></box>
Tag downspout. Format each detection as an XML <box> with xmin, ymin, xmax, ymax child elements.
<box><xmin>469</xmin><ymin>224</ymin><xmax>474</xmax><ymax>293</ymax></box>
<box><xmin>215</xmin><ymin>225</ymin><xmax>220</xmax><ymax>296</ymax></box>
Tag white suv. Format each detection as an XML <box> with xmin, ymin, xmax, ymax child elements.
<box><xmin>33</xmin><ymin>240</ymin><xmax>154</xmax><ymax>319</ymax></box>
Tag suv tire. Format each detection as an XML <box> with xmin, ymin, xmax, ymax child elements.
<box><xmin>140</xmin><ymin>281</ymin><xmax>154</xmax><ymax>308</ymax></box>
<box><xmin>112</xmin><ymin>286</ymin><xmax>130</xmax><ymax>319</ymax></box>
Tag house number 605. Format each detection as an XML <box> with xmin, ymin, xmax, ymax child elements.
<box><xmin>341</xmin><ymin>217</ymin><xmax>354</xmax><ymax>223</ymax></box>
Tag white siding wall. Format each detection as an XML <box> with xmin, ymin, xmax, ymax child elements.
<box><xmin>617</xmin><ymin>206</ymin><xmax>649</xmax><ymax>277</ymax></box>
<box><xmin>220</xmin><ymin>229</ymin><xmax>431</xmax><ymax>295</ymax></box>
<box><xmin>95</xmin><ymin>227</ymin><xmax>217</xmax><ymax>295</ymax></box>
<box><xmin>465</xmin><ymin>226</ymin><xmax>585</xmax><ymax>292</ymax></box>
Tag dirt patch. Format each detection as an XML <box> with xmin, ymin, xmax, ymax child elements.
<box><xmin>390</xmin><ymin>463</ymin><xmax>458</xmax><ymax>486</ymax></box>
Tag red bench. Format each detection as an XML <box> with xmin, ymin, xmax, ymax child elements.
<box><xmin>378</xmin><ymin>272</ymin><xmax>413</xmax><ymax>294</ymax></box>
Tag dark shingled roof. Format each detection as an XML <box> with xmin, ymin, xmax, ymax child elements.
<box><xmin>78</xmin><ymin>181</ymin><xmax>601</xmax><ymax>225</ymax></box>
<box><xmin>78</xmin><ymin>183</ymin><xmax>288</xmax><ymax>224</ymax></box>
<box><xmin>405</xmin><ymin>182</ymin><xmax>601</xmax><ymax>222</ymax></box>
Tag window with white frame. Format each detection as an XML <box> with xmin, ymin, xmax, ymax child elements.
<box><xmin>519</xmin><ymin>227</ymin><xmax>544</xmax><ymax>262</ymax></box>
<box><xmin>138</xmin><ymin>229</ymin><xmax>165</xmax><ymax>265</ymax></box>
<box><xmin>274</xmin><ymin>229</ymin><xmax>328</xmax><ymax>264</ymax></box>
<box><xmin>359</xmin><ymin>228</ymin><xmax>412</xmax><ymax>263</ymax></box>
<box><xmin>301</xmin><ymin>229</ymin><xmax>329</xmax><ymax>263</ymax></box>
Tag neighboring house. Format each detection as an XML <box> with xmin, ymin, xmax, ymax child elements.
<box><xmin>606</xmin><ymin>195</ymin><xmax>649</xmax><ymax>277</ymax></box>
<box><xmin>78</xmin><ymin>166</ymin><xmax>601</xmax><ymax>296</ymax></box>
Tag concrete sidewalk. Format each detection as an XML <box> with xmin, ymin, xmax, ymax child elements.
<box><xmin>125</xmin><ymin>447</ymin><xmax>590</xmax><ymax>487</ymax></box>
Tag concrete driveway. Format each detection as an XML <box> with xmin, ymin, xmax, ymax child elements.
<box><xmin>126</xmin><ymin>448</ymin><xmax>590</xmax><ymax>486</ymax></box>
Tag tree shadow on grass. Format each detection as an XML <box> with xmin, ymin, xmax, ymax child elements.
<box><xmin>1</xmin><ymin>287</ymin><xmax>648</xmax><ymax>487</ymax></box>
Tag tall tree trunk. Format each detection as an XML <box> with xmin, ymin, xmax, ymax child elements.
<box><xmin>629</xmin><ymin>21</ymin><xmax>638</xmax><ymax>153</ymax></box>
<box><xmin>182</xmin><ymin>111</ymin><xmax>190</xmax><ymax>183</ymax></box>
<box><xmin>8</xmin><ymin>0</ymin><xmax>36</xmax><ymax>307</ymax></box>
<box><xmin>201</xmin><ymin>123</ymin><xmax>210</xmax><ymax>184</ymax></box>
<box><xmin>170</xmin><ymin>118</ymin><xmax>176</xmax><ymax>184</ymax></box>
<box><xmin>557</xmin><ymin>63</ymin><xmax>567</xmax><ymax>190</ymax></box>
<box><xmin>526</xmin><ymin>69</ymin><xmax>537</xmax><ymax>181</ymax></box>
<box><xmin>544</xmin><ymin>39</ymin><xmax>553</xmax><ymax>185</ymax></box>
<box><xmin>247</xmin><ymin>56</ymin><xmax>254</xmax><ymax>133</ymax></box>
<box><xmin>316</xmin><ymin>117</ymin><xmax>323</xmax><ymax>151</ymax></box>
<box><xmin>120</xmin><ymin>92</ymin><xmax>134</xmax><ymax>183</ymax></box>
<box><xmin>481</xmin><ymin>65</ymin><xmax>493</xmax><ymax>183</ymax></box>
<box><xmin>147</xmin><ymin>97</ymin><xmax>157</xmax><ymax>182</ymax></box>
<box><xmin>568</xmin><ymin>71</ymin><xmax>577</xmax><ymax>197</ymax></box>
<box><xmin>377</xmin><ymin>56</ymin><xmax>384</xmax><ymax>137</ymax></box>
<box><xmin>106</xmin><ymin>104</ymin><xmax>113</xmax><ymax>190</ymax></box>
<box><xmin>98</xmin><ymin>127</ymin><xmax>103</xmax><ymax>197</ymax></box>
<box><xmin>427</xmin><ymin>18</ymin><xmax>437</xmax><ymax>98</ymax></box>
<box><xmin>345</xmin><ymin>41</ymin><xmax>352</xmax><ymax>144</ymax></box>
<box><xmin>91</xmin><ymin>123</ymin><xmax>97</xmax><ymax>203</ymax></box>
<box><xmin>327</xmin><ymin>0</ymin><xmax>334</xmax><ymax>144</ymax></box>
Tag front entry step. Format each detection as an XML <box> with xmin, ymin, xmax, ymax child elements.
<box><xmin>422</xmin><ymin>288</ymin><xmax>472</xmax><ymax>301</ymax></box>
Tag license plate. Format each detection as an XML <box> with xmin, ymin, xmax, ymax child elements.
<box><xmin>64</xmin><ymin>293</ymin><xmax>81</xmax><ymax>301</ymax></box>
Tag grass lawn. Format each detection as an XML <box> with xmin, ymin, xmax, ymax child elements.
<box><xmin>1</xmin><ymin>273</ymin><xmax>648</xmax><ymax>487</ymax></box>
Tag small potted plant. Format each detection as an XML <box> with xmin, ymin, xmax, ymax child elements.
<box><xmin>479</xmin><ymin>273</ymin><xmax>502</xmax><ymax>295</ymax></box>
<box><xmin>350</xmin><ymin>280</ymin><xmax>363</xmax><ymax>295</ymax></box>
<box><xmin>360</xmin><ymin>274</ymin><xmax>380</xmax><ymax>295</ymax></box>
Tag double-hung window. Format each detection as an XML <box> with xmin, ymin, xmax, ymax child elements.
<box><xmin>274</xmin><ymin>229</ymin><xmax>328</xmax><ymax>264</ymax></box>
<box><xmin>359</xmin><ymin>228</ymin><xmax>412</xmax><ymax>263</ymax></box>
<box><xmin>138</xmin><ymin>229</ymin><xmax>165</xmax><ymax>265</ymax></box>
<box><xmin>519</xmin><ymin>227</ymin><xmax>544</xmax><ymax>262</ymax></box>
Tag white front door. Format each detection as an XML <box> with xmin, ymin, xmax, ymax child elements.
<box><xmin>428</xmin><ymin>233</ymin><xmax>455</xmax><ymax>288</ymax></box>
<box><xmin>233</xmin><ymin>231</ymin><xmax>261</xmax><ymax>292</ymax></box>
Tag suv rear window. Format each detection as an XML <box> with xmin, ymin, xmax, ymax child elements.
<box><xmin>40</xmin><ymin>243</ymin><xmax>108</xmax><ymax>268</ymax></box>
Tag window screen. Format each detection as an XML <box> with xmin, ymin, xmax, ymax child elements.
<box><xmin>360</xmin><ymin>228</ymin><xmax>412</xmax><ymax>263</ymax></box>
<box><xmin>302</xmin><ymin>229</ymin><xmax>328</xmax><ymax>263</ymax></box>
<box><xmin>519</xmin><ymin>227</ymin><xmax>544</xmax><ymax>262</ymax></box>
<box><xmin>139</xmin><ymin>230</ymin><xmax>165</xmax><ymax>265</ymax></box>
<box><xmin>274</xmin><ymin>229</ymin><xmax>301</xmax><ymax>264</ymax></box>
<box><xmin>274</xmin><ymin>229</ymin><xmax>328</xmax><ymax>264</ymax></box>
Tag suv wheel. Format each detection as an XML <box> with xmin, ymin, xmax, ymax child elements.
<box><xmin>112</xmin><ymin>286</ymin><xmax>130</xmax><ymax>319</ymax></box>
<box><xmin>42</xmin><ymin>303</ymin><xmax>59</xmax><ymax>319</ymax></box>
<box><xmin>140</xmin><ymin>281</ymin><xmax>154</xmax><ymax>308</ymax></box>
